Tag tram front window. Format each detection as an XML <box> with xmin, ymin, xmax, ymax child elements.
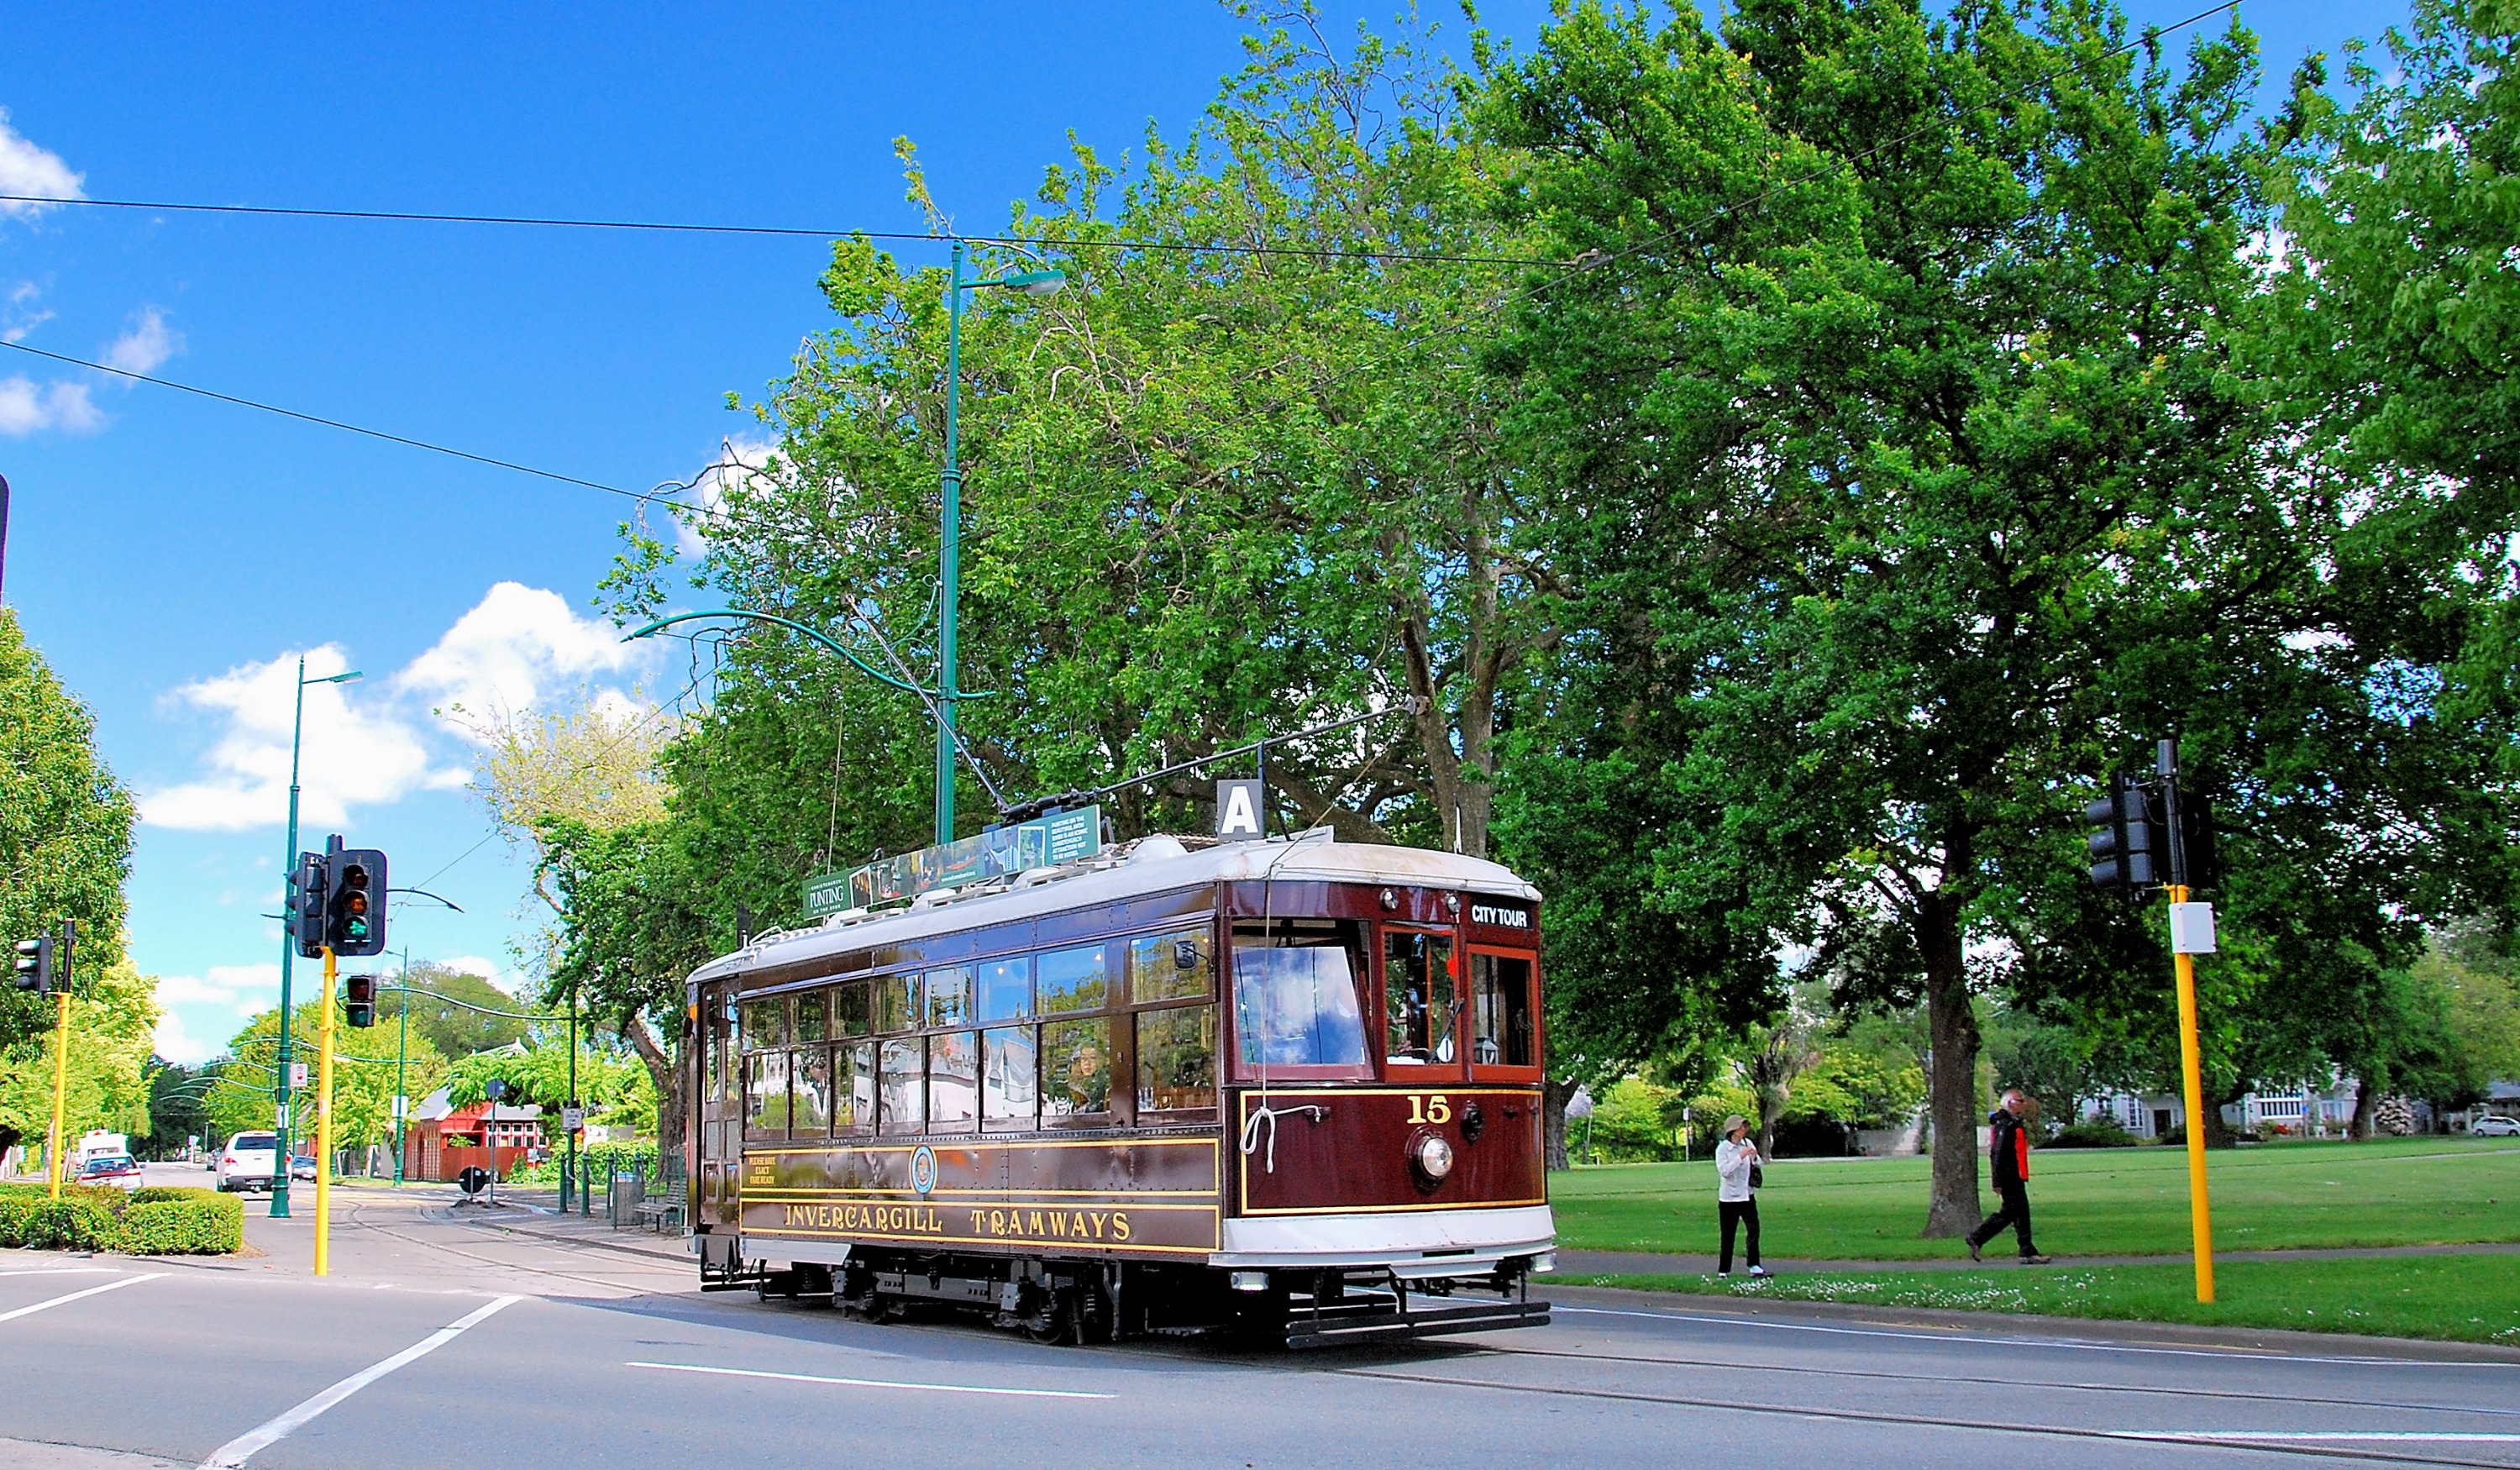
<box><xmin>1384</xmin><ymin>930</ymin><xmax>1456</xmax><ymax>1065</ymax></box>
<box><xmin>1232</xmin><ymin>923</ymin><xmax>1370</xmax><ymax>1071</ymax></box>
<box><xmin>1472</xmin><ymin>952</ymin><xmax>1536</xmax><ymax>1068</ymax></box>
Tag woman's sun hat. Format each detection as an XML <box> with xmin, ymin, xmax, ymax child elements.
<box><xmin>1721</xmin><ymin>1115</ymin><xmax>1748</xmax><ymax>1136</ymax></box>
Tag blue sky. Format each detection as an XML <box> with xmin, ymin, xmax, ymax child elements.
<box><xmin>0</xmin><ymin>1</ymin><xmax>2409</xmax><ymax>1065</ymax></box>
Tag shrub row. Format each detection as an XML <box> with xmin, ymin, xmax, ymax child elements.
<box><xmin>0</xmin><ymin>1183</ymin><xmax>244</xmax><ymax>1254</ymax></box>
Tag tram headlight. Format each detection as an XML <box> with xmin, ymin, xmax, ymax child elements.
<box><xmin>1413</xmin><ymin>1133</ymin><xmax>1456</xmax><ymax>1183</ymax></box>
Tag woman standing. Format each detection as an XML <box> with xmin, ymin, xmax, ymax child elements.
<box><xmin>1714</xmin><ymin>1116</ymin><xmax>1767</xmax><ymax>1278</ymax></box>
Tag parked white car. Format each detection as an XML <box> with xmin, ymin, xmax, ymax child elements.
<box><xmin>216</xmin><ymin>1131</ymin><xmax>281</xmax><ymax>1193</ymax></box>
<box><xmin>2470</xmin><ymin>1115</ymin><xmax>2520</xmax><ymax>1138</ymax></box>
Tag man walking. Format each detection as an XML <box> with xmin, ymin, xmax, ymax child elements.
<box><xmin>1966</xmin><ymin>1089</ymin><xmax>2051</xmax><ymax>1265</ymax></box>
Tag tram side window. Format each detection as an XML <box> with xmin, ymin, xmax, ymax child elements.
<box><xmin>742</xmin><ymin>996</ymin><xmax>789</xmax><ymax>1051</ymax></box>
<box><xmin>794</xmin><ymin>991</ymin><xmax>828</xmax><ymax>1044</ymax></box>
<box><xmin>878</xmin><ymin>1037</ymin><xmax>925</xmax><ymax>1133</ymax></box>
<box><xmin>1136</xmin><ymin>1005</ymin><xmax>1215</xmax><ymax>1112</ymax></box>
<box><xmin>1232</xmin><ymin>921</ymin><xmax>1371</xmax><ymax>1071</ymax></box>
<box><xmin>704</xmin><ymin>1014</ymin><xmax>724</xmax><ymax>1102</ymax></box>
<box><xmin>929</xmin><ymin>1029</ymin><xmax>979</xmax><ymax>1131</ymax></box>
<box><xmin>977</xmin><ymin>956</ymin><xmax>1032</xmax><ymax>1023</ymax></box>
<box><xmin>1042</xmin><ymin>1017</ymin><xmax>1114</xmax><ymax>1123</ymax></box>
<box><xmin>832</xmin><ymin>979</ymin><xmax>872</xmax><ymax>1037</ymax></box>
<box><xmin>1384</xmin><ymin>931</ymin><xmax>1457</xmax><ymax>1066</ymax></box>
<box><xmin>834</xmin><ymin>1040</ymin><xmax>875</xmax><ymax>1132</ymax></box>
<box><xmin>791</xmin><ymin>1045</ymin><xmax>832</xmax><ymax>1137</ymax></box>
<box><xmin>926</xmin><ymin>966</ymin><xmax>973</xmax><ymax>1028</ymax></box>
<box><xmin>745</xmin><ymin>1049</ymin><xmax>791</xmax><ymax>1140</ymax></box>
<box><xmin>874</xmin><ymin>973</ymin><xmax>919</xmax><ymax>1034</ymax></box>
<box><xmin>1038</xmin><ymin>945</ymin><xmax>1108</xmax><ymax>1014</ymax></box>
<box><xmin>1129</xmin><ymin>927</ymin><xmax>1212</xmax><ymax>1004</ymax></box>
<box><xmin>982</xmin><ymin>1026</ymin><xmax>1038</xmax><ymax>1131</ymax></box>
<box><xmin>1471</xmin><ymin>953</ymin><xmax>1536</xmax><ymax>1068</ymax></box>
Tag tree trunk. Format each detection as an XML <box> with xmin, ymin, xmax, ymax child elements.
<box><xmin>1542</xmin><ymin>1077</ymin><xmax>1572</xmax><ymax>1172</ymax></box>
<box><xmin>1920</xmin><ymin>894</ymin><xmax>1983</xmax><ymax>1237</ymax></box>
<box><xmin>626</xmin><ymin>1014</ymin><xmax>686</xmax><ymax>1171</ymax></box>
<box><xmin>2201</xmin><ymin>1084</ymin><xmax>2242</xmax><ymax>1149</ymax></box>
<box><xmin>2349</xmin><ymin>1080</ymin><xmax>2377</xmax><ymax>1139</ymax></box>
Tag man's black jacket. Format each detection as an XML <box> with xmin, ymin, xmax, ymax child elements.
<box><xmin>1989</xmin><ymin>1109</ymin><xmax>2031</xmax><ymax>1189</ymax></box>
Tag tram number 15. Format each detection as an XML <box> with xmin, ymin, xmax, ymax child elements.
<box><xmin>1406</xmin><ymin>1094</ymin><xmax>1452</xmax><ymax>1126</ymax></box>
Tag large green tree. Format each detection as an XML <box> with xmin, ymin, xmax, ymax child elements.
<box><xmin>1480</xmin><ymin>0</ymin><xmax>2512</xmax><ymax>1232</ymax></box>
<box><xmin>0</xmin><ymin>608</ymin><xmax>142</xmax><ymax>1158</ymax></box>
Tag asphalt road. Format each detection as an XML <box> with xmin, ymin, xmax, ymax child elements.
<box><xmin>4</xmin><ymin>1165</ymin><xmax>2518</xmax><ymax>1469</ymax></box>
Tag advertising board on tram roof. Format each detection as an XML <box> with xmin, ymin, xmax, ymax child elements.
<box><xmin>801</xmin><ymin>805</ymin><xmax>1104</xmax><ymax>919</ymax></box>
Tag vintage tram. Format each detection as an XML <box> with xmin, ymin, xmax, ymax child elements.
<box><xmin>684</xmin><ymin>825</ymin><xmax>1554</xmax><ymax>1347</ymax></box>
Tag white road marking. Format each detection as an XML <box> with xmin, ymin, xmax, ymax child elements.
<box><xmin>197</xmin><ymin>1294</ymin><xmax>523</xmax><ymax>1468</ymax></box>
<box><xmin>1555</xmin><ymin>1305</ymin><xmax>2520</xmax><ymax>1369</ymax></box>
<box><xmin>2118</xmin><ymin>1431</ymin><xmax>2520</xmax><ymax>1444</ymax></box>
<box><xmin>627</xmin><ymin>1361</ymin><xmax>1113</xmax><ymax>1400</ymax></box>
<box><xmin>0</xmin><ymin>1267</ymin><xmax>120</xmax><ymax>1278</ymax></box>
<box><xmin>0</xmin><ymin>1273</ymin><xmax>162</xmax><ymax>1323</ymax></box>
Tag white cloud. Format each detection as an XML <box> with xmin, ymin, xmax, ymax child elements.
<box><xmin>0</xmin><ymin>107</ymin><xmax>82</xmax><ymax>220</ymax></box>
<box><xmin>140</xmin><ymin>645</ymin><xmax>457</xmax><ymax>832</ymax></box>
<box><xmin>0</xmin><ymin>374</ymin><xmax>101</xmax><ymax>435</ymax></box>
<box><xmin>152</xmin><ymin>1011</ymin><xmax>218</xmax><ymax>1066</ymax></box>
<box><xmin>675</xmin><ymin>437</ymin><xmax>776</xmax><ymax>558</ymax></box>
<box><xmin>3</xmin><ymin>281</ymin><xmax>50</xmax><ymax>344</ymax></box>
<box><xmin>397</xmin><ymin>580</ymin><xmax>648</xmax><ymax>734</ymax></box>
<box><xmin>151</xmin><ymin>963</ymin><xmax>281</xmax><ymax>1064</ymax></box>
<box><xmin>102</xmin><ymin>306</ymin><xmax>182</xmax><ymax>375</ymax></box>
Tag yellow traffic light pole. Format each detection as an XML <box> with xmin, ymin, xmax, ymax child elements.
<box><xmin>2167</xmin><ymin>882</ymin><xmax>2215</xmax><ymax>1303</ymax></box>
<box><xmin>313</xmin><ymin>945</ymin><xmax>339</xmax><ymax>1276</ymax></box>
<box><xmin>46</xmin><ymin>990</ymin><xmax>71</xmax><ymax>1200</ymax></box>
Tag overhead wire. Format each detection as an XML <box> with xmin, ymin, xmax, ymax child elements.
<box><xmin>0</xmin><ymin>191</ymin><xmax>1567</xmax><ymax>269</ymax></box>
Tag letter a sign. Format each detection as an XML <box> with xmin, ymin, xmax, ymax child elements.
<box><xmin>1215</xmin><ymin>779</ymin><xmax>1264</xmax><ymax>841</ymax></box>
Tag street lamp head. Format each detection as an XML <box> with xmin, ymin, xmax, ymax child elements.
<box><xmin>311</xmin><ymin>669</ymin><xmax>363</xmax><ymax>686</ymax></box>
<box><xmin>1002</xmin><ymin>269</ymin><xmax>1066</xmax><ymax>297</ymax></box>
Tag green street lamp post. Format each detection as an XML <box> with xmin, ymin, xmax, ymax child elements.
<box><xmin>270</xmin><ymin>659</ymin><xmax>360</xmax><ymax>1218</ymax></box>
<box><xmin>391</xmin><ymin>947</ymin><xmax>410</xmax><ymax>1187</ymax></box>
<box><xmin>935</xmin><ymin>244</ymin><xmax>1064</xmax><ymax>844</ymax></box>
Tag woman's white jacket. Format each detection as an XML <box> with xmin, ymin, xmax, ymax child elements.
<box><xmin>1714</xmin><ymin>1139</ymin><xmax>1757</xmax><ymax>1203</ymax></box>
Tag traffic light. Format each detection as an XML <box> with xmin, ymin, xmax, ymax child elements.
<box><xmin>2085</xmin><ymin>774</ymin><xmax>2157</xmax><ymax>899</ymax></box>
<box><xmin>2176</xmin><ymin>790</ymin><xmax>2218</xmax><ymax>893</ymax></box>
<box><xmin>12</xmin><ymin>936</ymin><xmax>51</xmax><ymax>993</ymax></box>
<box><xmin>326</xmin><ymin>839</ymin><xmax>388</xmax><ymax>957</ymax></box>
<box><xmin>343</xmin><ymin>974</ymin><xmax>376</xmax><ymax>1028</ymax></box>
<box><xmin>292</xmin><ymin>851</ymin><xmax>332</xmax><ymax>958</ymax></box>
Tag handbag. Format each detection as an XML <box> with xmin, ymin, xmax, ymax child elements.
<box><xmin>1748</xmin><ymin>1163</ymin><xmax>1764</xmax><ymax>1190</ymax></box>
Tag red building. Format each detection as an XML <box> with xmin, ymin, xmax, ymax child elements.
<box><xmin>403</xmin><ymin>1093</ymin><xmax>545</xmax><ymax>1183</ymax></box>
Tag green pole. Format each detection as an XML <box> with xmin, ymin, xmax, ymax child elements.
<box><xmin>270</xmin><ymin>658</ymin><xmax>306</xmax><ymax>1218</ymax></box>
<box><xmin>392</xmin><ymin>947</ymin><xmax>409</xmax><ymax>1187</ymax></box>
<box><xmin>934</xmin><ymin>239</ymin><xmax>965</xmax><ymax>847</ymax></box>
<box><xmin>564</xmin><ymin>984</ymin><xmax>579</xmax><ymax>1215</ymax></box>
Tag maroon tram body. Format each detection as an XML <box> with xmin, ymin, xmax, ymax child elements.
<box><xmin>683</xmin><ymin>828</ymin><xmax>1555</xmax><ymax>1346</ymax></box>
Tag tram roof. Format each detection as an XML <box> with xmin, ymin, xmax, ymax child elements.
<box><xmin>690</xmin><ymin>827</ymin><xmax>1541</xmax><ymax>985</ymax></box>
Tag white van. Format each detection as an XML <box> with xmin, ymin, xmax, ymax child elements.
<box><xmin>217</xmin><ymin>1131</ymin><xmax>281</xmax><ymax>1193</ymax></box>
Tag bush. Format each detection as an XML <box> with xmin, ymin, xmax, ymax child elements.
<box><xmin>123</xmin><ymin>1196</ymin><xmax>244</xmax><ymax>1254</ymax></box>
<box><xmin>15</xmin><ymin>1198</ymin><xmax>123</xmax><ymax>1251</ymax></box>
<box><xmin>2045</xmin><ymin>1118</ymin><xmax>2139</xmax><ymax>1149</ymax></box>
<box><xmin>0</xmin><ymin>1181</ymin><xmax>244</xmax><ymax>1255</ymax></box>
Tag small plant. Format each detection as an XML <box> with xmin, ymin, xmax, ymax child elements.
<box><xmin>2043</xmin><ymin>1118</ymin><xmax>2139</xmax><ymax>1149</ymax></box>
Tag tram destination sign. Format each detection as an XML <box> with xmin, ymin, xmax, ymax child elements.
<box><xmin>802</xmin><ymin>805</ymin><xmax>1103</xmax><ymax>919</ymax></box>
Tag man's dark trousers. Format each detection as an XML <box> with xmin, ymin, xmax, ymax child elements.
<box><xmin>1969</xmin><ymin>1180</ymin><xmax>2037</xmax><ymax>1257</ymax></box>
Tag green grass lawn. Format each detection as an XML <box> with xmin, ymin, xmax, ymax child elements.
<box><xmin>1586</xmin><ymin>1254</ymin><xmax>2520</xmax><ymax>1347</ymax></box>
<box><xmin>1552</xmin><ymin>1137</ymin><xmax>2520</xmax><ymax>1260</ymax></box>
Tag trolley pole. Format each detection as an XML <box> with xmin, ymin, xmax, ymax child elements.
<box><xmin>313</xmin><ymin>945</ymin><xmax>339</xmax><ymax>1277</ymax></box>
<box><xmin>2159</xmin><ymin>738</ymin><xmax>2216</xmax><ymax>1304</ymax></box>
<box><xmin>563</xmin><ymin>991</ymin><xmax>579</xmax><ymax>1214</ymax></box>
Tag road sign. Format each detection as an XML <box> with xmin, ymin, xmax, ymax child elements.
<box><xmin>561</xmin><ymin>1106</ymin><xmax>586</xmax><ymax>1131</ymax></box>
<box><xmin>290</xmin><ymin>1062</ymin><xmax>309</xmax><ymax>1089</ymax></box>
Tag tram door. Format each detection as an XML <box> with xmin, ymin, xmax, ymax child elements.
<box><xmin>698</xmin><ymin>980</ymin><xmax>741</xmax><ymax>1229</ymax></box>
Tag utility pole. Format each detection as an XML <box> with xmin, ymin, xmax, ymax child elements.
<box><xmin>45</xmin><ymin>920</ymin><xmax>75</xmax><ymax>1200</ymax></box>
<box><xmin>2159</xmin><ymin>738</ymin><xmax>2218</xmax><ymax>1304</ymax></box>
<box><xmin>312</xmin><ymin>945</ymin><xmax>339</xmax><ymax>1277</ymax></box>
<box><xmin>392</xmin><ymin>947</ymin><xmax>409</xmax><ymax>1187</ymax></box>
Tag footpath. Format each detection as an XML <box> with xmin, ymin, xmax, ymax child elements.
<box><xmin>428</xmin><ymin>1188</ymin><xmax>691</xmax><ymax>1264</ymax></box>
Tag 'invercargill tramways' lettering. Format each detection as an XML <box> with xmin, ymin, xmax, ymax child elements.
<box><xmin>969</xmin><ymin>1206</ymin><xmax>1131</xmax><ymax>1242</ymax></box>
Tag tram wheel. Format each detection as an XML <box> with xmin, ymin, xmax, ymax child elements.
<box><xmin>1022</xmin><ymin>1287</ymin><xmax>1072</xmax><ymax>1345</ymax></box>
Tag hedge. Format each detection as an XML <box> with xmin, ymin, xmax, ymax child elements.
<box><xmin>0</xmin><ymin>1182</ymin><xmax>244</xmax><ymax>1255</ymax></box>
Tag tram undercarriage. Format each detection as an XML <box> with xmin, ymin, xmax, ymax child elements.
<box><xmin>697</xmin><ymin>1235</ymin><xmax>1551</xmax><ymax>1348</ymax></box>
